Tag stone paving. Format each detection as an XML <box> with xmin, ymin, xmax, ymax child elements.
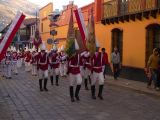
<box><xmin>0</xmin><ymin>68</ymin><xmax>160</xmax><ymax>120</ymax></box>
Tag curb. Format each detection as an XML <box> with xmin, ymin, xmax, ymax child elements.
<box><xmin>105</xmin><ymin>79</ymin><xmax>160</xmax><ymax>99</ymax></box>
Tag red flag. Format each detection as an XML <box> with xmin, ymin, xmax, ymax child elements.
<box><xmin>0</xmin><ymin>12</ymin><xmax>25</xmax><ymax>61</ymax></box>
<box><xmin>74</xmin><ymin>9</ymin><xmax>87</xmax><ymax>47</ymax></box>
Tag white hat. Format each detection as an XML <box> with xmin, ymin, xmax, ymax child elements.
<box><xmin>32</xmin><ymin>46</ymin><xmax>36</xmax><ymax>52</ymax></box>
<box><xmin>11</xmin><ymin>46</ymin><xmax>14</xmax><ymax>51</ymax></box>
<box><xmin>61</xmin><ymin>45</ymin><xmax>65</xmax><ymax>51</ymax></box>
<box><xmin>40</xmin><ymin>42</ymin><xmax>46</xmax><ymax>50</ymax></box>
<box><xmin>7</xmin><ymin>47</ymin><xmax>11</xmax><ymax>51</ymax></box>
<box><xmin>13</xmin><ymin>47</ymin><xmax>16</xmax><ymax>52</ymax></box>
<box><xmin>25</xmin><ymin>46</ymin><xmax>29</xmax><ymax>51</ymax></box>
<box><xmin>75</xmin><ymin>39</ymin><xmax>79</xmax><ymax>50</ymax></box>
<box><xmin>95</xmin><ymin>38</ymin><xmax>100</xmax><ymax>48</ymax></box>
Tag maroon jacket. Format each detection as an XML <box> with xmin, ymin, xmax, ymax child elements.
<box><xmin>37</xmin><ymin>52</ymin><xmax>49</xmax><ymax>71</ymax></box>
<box><xmin>50</xmin><ymin>53</ymin><xmax>60</xmax><ymax>69</ymax></box>
<box><xmin>68</xmin><ymin>54</ymin><xmax>80</xmax><ymax>74</ymax></box>
<box><xmin>91</xmin><ymin>52</ymin><xmax>103</xmax><ymax>73</ymax></box>
<box><xmin>25</xmin><ymin>52</ymin><xmax>32</xmax><ymax>62</ymax></box>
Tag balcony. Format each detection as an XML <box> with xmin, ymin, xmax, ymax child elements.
<box><xmin>101</xmin><ymin>0</ymin><xmax>160</xmax><ymax>25</ymax></box>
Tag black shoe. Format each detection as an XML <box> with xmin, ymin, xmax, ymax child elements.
<box><xmin>70</xmin><ymin>86</ymin><xmax>75</xmax><ymax>102</ymax></box>
<box><xmin>44</xmin><ymin>78</ymin><xmax>48</xmax><ymax>90</ymax></box>
<box><xmin>71</xmin><ymin>98</ymin><xmax>75</xmax><ymax>102</ymax></box>
<box><xmin>98</xmin><ymin>85</ymin><xmax>104</xmax><ymax>100</ymax></box>
<box><xmin>92</xmin><ymin>96</ymin><xmax>96</xmax><ymax>99</ymax></box>
<box><xmin>98</xmin><ymin>95</ymin><xmax>103</xmax><ymax>100</ymax></box>
<box><xmin>50</xmin><ymin>76</ymin><xmax>53</xmax><ymax>85</ymax></box>
<box><xmin>44</xmin><ymin>88</ymin><xmax>48</xmax><ymax>91</ymax></box>
<box><xmin>84</xmin><ymin>79</ymin><xmax>89</xmax><ymax>90</ymax></box>
<box><xmin>40</xmin><ymin>88</ymin><xmax>43</xmax><ymax>92</ymax></box>
<box><xmin>91</xmin><ymin>85</ymin><xmax>96</xmax><ymax>100</ymax></box>
<box><xmin>39</xmin><ymin>79</ymin><xmax>43</xmax><ymax>91</ymax></box>
<box><xmin>75</xmin><ymin>85</ymin><xmax>81</xmax><ymax>101</ymax></box>
<box><xmin>56</xmin><ymin>75</ymin><xmax>59</xmax><ymax>86</ymax></box>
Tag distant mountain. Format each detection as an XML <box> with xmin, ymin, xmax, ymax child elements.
<box><xmin>0</xmin><ymin>0</ymin><xmax>39</xmax><ymax>32</ymax></box>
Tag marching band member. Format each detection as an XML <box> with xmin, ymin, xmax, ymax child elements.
<box><xmin>12</xmin><ymin>48</ymin><xmax>19</xmax><ymax>75</ymax></box>
<box><xmin>5</xmin><ymin>49</ymin><xmax>12</xmax><ymax>79</ymax></box>
<box><xmin>31</xmin><ymin>48</ymin><xmax>37</xmax><ymax>76</ymax></box>
<box><xmin>37</xmin><ymin>43</ymin><xmax>49</xmax><ymax>91</ymax></box>
<box><xmin>68</xmin><ymin>39</ymin><xmax>82</xmax><ymax>102</ymax></box>
<box><xmin>24</xmin><ymin>47</ymin><xmax>32</xmax><ymax>72</ymax></box>
<box><xmin>49</xmin><ymin>46</ymin><xmax>60</xmax><ymax>86</ymax></box>
<box><xmin>59</xmin><ymin>46</ymin><xmax>67</xmax><ymax>77</ymax></box>
<box><xmin>81</xmin><ymin>50</ymin><xmax>91</xmax><ymax>90</ymax></box>
<box><xmin>17</xmin><ymin>50</ymin><xmax>23</xmax><ymax>68</ymax></box>
<box><xmin>90</xmin><ymin>41</ymin><xmax>104</xmax><ymax>100</ymax></box>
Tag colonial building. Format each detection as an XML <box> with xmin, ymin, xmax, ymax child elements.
<box><xmin>39</xmin><ymin>0</ymin><xmax>160</xmax><ymax>81</ymax></box>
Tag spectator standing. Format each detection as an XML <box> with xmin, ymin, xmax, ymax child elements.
<box><xmin>111</xmin><ymin>47</ymin><xmax>121</xmax><ymax>80</ymax></box>
<box><xmin>147</xmin><ymin>48</ymin><xmax>159</xmax><ymax>90</ymax></box>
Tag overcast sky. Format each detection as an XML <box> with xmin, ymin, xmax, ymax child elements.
<box><xmin>28</xmin><ymin>0</ymin><xmax>94</xmax><ymax>10</ymax></box>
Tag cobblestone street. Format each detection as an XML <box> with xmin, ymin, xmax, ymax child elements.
<box><xmin>0</xmin><ymin>68</ymin><xmax>160</xmax><ymax>120</ymax></box>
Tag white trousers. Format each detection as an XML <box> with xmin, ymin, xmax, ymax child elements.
<box><xmin>83</xmin><ymin>68</ymin><xmax>91</xmax><ymax>79</ymax></box>
<box><xmin>51</xmin><ymin>68</ymin><xmax>60</xmax><ymax>76</ymax></box>
<box><xmin>25</xmin><ymin>62</ymin><xmax>31</xmax><ymax>72</ymax></box>
<box><xmin>60</xmin><ymin>63</ymin><xmax>67</xmax><ymax>76</ymax></box>
<box><xmin>5</xmin><ymin>64</ymin><xmax>12</xmax><ymax>78</ymax></box>
<box><xmin>38</xmin><ymin>69</ymin><xmax>48</xmax><ymax>79</ymax></box>
<box><xmin>91</xmin><ymin>72</ymin><xmax>104</xmax><ymax>85</ymax></box>
<box><xmin>17</xmin><ymin>59</ymin><xmax>22</xmax><ymax>68</ymax></box>
<box><xmin>12</xmin><ymin>61</ymin><xmax>18</xmax><ymax>74</ymax></box>
<box><xmin>32</xmin><ymin>64</ymin><xmax>37</xmax><ymax>75</ymax></box>
<box><xmin>69</xmin><ymin>73</ymin><xmax>82</xmax><ymax>86</ymax></box>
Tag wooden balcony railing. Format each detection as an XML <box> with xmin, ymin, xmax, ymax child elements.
<box><xmin>103</xmin><ymin>0</ymin><xmax>160</xmax><ymax>18</ymax></box>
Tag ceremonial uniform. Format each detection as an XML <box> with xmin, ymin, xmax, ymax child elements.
<box><xmin>68</xmin><ymin>53</ymin><xmax>82</xmax><ymax>102</ymax></box>
<box><xmin>31</xmin><ymin>51</ymin><xmax>37</xmax><ymax>76</ymax></box>
<box><xmin>37</xmin><ymin>51</ymin><xmax>49</xmax><ymax>91</ymax></box>
<box><xmin>12</xmin><ymin>52</ymin><xmax>19</xmax><ymax>74</ymax></box>
<box><xmin>59</xmin><ymin>52</ymin><xmax>67</xmax><ymax>77</ymax></box>
<box><xmin>91</xmin><ymin>52</ymin><xmax>104</xmax><ymax>100</ymax></box>
<box><xmin>5</xmin><ymin>52</ymin><xmax>12</xmax><ymax>79</ymax></box>
<box><xmin>49</xmin><ymin>52</ymin><xmax>60</xmax><ymax>86</ymax></box>
<box><xmin>81</xmin><ymin>51</ymin><xmax>91</xmax><ymax>90</ymax></box>
<box><xmin>24</xmin><ymin>51</ymin><xmax>32</xmax><ymax>72</ymax></box>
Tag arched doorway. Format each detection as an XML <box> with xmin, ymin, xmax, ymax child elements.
<box><xmin>146</xmin><ymin>24</ymin><xmax>160</xmax><ymax>65</ymax></box>
<box><xmin>111</xmin><ymin>28</ymin><xmax>123</xmax><ymax>62</ymax></box>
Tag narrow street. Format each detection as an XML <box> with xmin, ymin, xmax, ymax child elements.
<box><xmin>0</xmin><ymin>68</ymin><xmax>160</xmax><ymax>120</ymax></box>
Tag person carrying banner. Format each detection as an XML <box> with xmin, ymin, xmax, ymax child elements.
<box><xmin>67</xmin><ymin>39</ymin><xmax>82</xmax><ymax>102</ymax></box>
<box><xmin>90</xmin><ymin>41</ymin><xmax>104</xmax><ymax>100</ymax></box>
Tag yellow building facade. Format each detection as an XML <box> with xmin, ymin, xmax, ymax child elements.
<box><xmin>39</xmin><ymin>0</ymin><xmax>160</xmax><ymax>81</ymax></box>
<box><xmin>39</xmin><ymin>3</ymin><xmax>53</xmax><ymax>49</ymax></box>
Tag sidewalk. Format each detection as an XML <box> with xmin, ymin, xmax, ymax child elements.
<box><xmin>105</xmin><ymin>75</ymin><xmax>160</xmax><ymax>98</ymax></box>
